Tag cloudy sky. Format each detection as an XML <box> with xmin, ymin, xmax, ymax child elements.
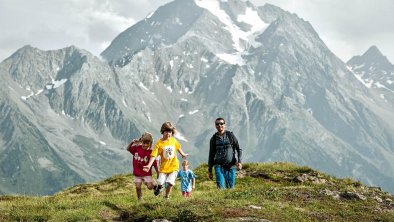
<box><xmin>0</xmin><ymin>0</ymin><xmax>393</xmax><ymax>63</ymax></box>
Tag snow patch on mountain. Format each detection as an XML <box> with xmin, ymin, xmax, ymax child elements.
<box><xmin>21</xmin><ymin>92</ymin><xmax>34</xmax><ymax>100</ymax></box>
<box><xmin>45</xmin><ymin>78</ymin><xmax>68</xmax><ymax>90</ymax></box>
<box><xmin>189</xmin><ymin>110</ymin><xmax>199</xmax><ymax>115</ymax></box>
<box><xmin>146</xmin><ymin>11</ymin><xmax>154</xmax><ymax>19</ymax></box>
<box><xmin>237</xmin><ymin>6</ymin><xmax>268</xmax><ymax>48</ymax></box>
<box><xmin>175</xmin><ymin>17</ymin><xmax>183</xmax><ymax>25</ymax></box>
<box><xmin>216</xmin><ymin>53</ymin><xmax>244</xmax><ymax>65</ymax></box>
<box><xmin>122</xmin><ymin>99</ymin><xmax>128</xmax><ymax>107</ymax></box>
<box><xmin>347</xmin><ymin>66</ymin><xmax>372</xmax><ymax>88</ymax></box>
<box><xmin>174</xmin><ymin>131</ymin><xmax>188</xmax><ymax>142</ymax></box>
<box><xmin>166</xmin><ymin>85</ymin><xmax>173</xmax><ymax>92</ymax></box>
<box><xmin>38</xmin><ymin>157</ymin><xmax>56</xmax><ymax>171</ymax></box>
<box><xmin>139</xmin><ymin>82</ymin><xmax>148</xmax><ymax>90</ymax></box>
<box><xmin>169</xmin><ymin>60</ymin><xmax>174</xmax><ymax>68</ymax></box>
<box><xmin>144</xmin><ymin>112</ymin><xmax>152</xmax><ymax>122</ymax></box>
<box><xmin>194</xmin><ymin>0</ymin><xmax>267</xmax><ymax>50</ymax></box>
<box><xmin>35</xmin><ymin>89</ymin><xmax>44</xmax><ymax>95</ymax></box>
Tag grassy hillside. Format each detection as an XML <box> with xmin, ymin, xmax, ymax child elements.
<box><xmin>0</xmin><ymin>162</ymin><xmax>393</xmax><ymax>221</ymax></box>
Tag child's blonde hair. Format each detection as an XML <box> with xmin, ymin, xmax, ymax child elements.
<box><xmin>182</xmin><ymin>160</ymin><xmax>189</xmax><ymax>166</ymax></box>
<box><xmin>139</xmin><ymin>132</ymin><xmax>153</xmax><ymax>147</ymax></box>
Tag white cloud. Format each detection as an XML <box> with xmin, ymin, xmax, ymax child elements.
<box><xmin>0</xmin><ymin>0</ymin><xmax>393</xmax><ymax>63</ymax></box>
<box><xmin>0</xmin><ymin>0</ymin><xmax>170</xmax><ymax>61</ymax></box>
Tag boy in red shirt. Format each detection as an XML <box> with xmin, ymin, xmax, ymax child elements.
<box><xmin>127</xmin><ymin>132</ymin><xmax>159</xmax><ymax>201</ymax></box>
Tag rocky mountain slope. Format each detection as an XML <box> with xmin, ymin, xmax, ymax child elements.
<box><xmin>347</xmin><ymin>45</ymin><xmax>394</xmax><ymax>106</ymax></box>
<box><xmin>101</xmin><ymin>0</ymin><xmax>394</xmax><ymax>192</ymax></box>
<box><xmin>0</xmin><ymin>0</ymin><xmax>393</xmax><ymax>195</ymax></box>
<box><xmin>0</xmin><ymin>46</ymin><xmax>141</xmax><ymax>194</ymax></box>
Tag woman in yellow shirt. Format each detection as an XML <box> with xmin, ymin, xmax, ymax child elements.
<box><xmin>143</xmin><ymin>121</ymin><xmax>188</xmax><ymax>199</ymax></box>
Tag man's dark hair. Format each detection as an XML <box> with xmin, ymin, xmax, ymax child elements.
<box><xmin>215</xmin><ymin>117</ymin><xmax>225</xmax><ymax>123</ymax></box>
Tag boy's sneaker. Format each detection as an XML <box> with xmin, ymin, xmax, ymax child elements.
<box><xmin>154</xmin><ymin>185</ymin><xmax>162</xmax><ymax>196</ymax></box>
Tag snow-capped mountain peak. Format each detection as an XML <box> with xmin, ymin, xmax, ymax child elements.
<box><xmin>101</xmin><ymin>0</ymin><xmax>272</xmax><ymax>67</ymax></box>
<box><xmin>194</xmin><ymin>0</ymin><xmax>268</xmax><ymax>51</ymax></box>
<box><xmin>347</xmin><ymin>46</ymin><xmax>394</xmax><ymax>105</ymax></box>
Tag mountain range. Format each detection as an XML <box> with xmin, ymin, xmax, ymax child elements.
<box><xmin>347</xmin><ymin>45</ymin><xmax>394</xmax><ymax>106</ymax></box>
<box><xmin>0</xmin><ymin>0</ymin><xmax>393</xmax><ymax>195</ymax></box>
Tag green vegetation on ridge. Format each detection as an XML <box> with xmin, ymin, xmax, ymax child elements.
<box><xmin>0</xmin><ymin>162</ymin><xmax>393</xmax><ymax>221</ymax></box>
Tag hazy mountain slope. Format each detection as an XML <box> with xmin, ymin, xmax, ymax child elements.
<box><xmin>0</xmin><ymin>0</ymin><xmax>394</xmax><ymax>195</ymax></box>
<box><xmin>101</xmin><ymin>0</ymin><xmax>205</xmax><ymax>67</ymax></box>
<box><xmin>0</xmin><ymin>96</ymin><xmax>84</xmax><ymax>195</ymax></box>
<box><xmin>347</xmin><ymin>46</ymin><xmax>394</xmax><ymax>107</ymax></box>
<box><xmin>102</xmin><ymin>0</ymin><xmax>394</xmax><ymax>193</ymax></box>
<box><xmin>0</xmin><ymin>46</ymin><xmax>146</xmax><ymax>194</ymax></box>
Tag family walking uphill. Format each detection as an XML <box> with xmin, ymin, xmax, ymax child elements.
<box><xmin>127</xmin><ymin>118</ymin><xmax>242</xmax><ymax>200</ymax></box>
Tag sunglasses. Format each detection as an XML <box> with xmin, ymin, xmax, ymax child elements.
<box><xmin>215</xmin><ymin>122</ymin><xmax>225</xmax><ymax>126</ymax></box>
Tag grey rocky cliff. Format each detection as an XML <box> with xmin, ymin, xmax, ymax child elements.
<box><xmin>347</xmin><ymin>46</ymin><xmax>394</xmax><ymax>107</ymax></box>
<box><xmin>0</xmin><ymin>46</ymin><xmax>142</xmax><ymax>194</ymax></box>
<box><xmin>101</xmin><ymin>0</ymin><xmax>394</xmax><ymax>192</ymax></box>
<box><xmin>1</xmin><ymin>0</ymin><xmax>394</xmax><ymax>195</ymax></box>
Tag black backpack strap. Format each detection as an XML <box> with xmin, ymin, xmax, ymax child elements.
<box><xmin>225</xmin><ymin>131</ymin><xmax>236</xmax><ymax>159</ymax></box>
<box><xmin>208</xmin><ymin>133</ymin><xmax>217</xmax><ymax>172</ymax></box>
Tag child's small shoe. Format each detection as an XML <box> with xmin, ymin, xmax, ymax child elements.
<box><xmin>154</xmin><ymin>185</ymin><xmax>162</xmax><ymax>196</ymax></box>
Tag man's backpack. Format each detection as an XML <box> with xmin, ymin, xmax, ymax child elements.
<box><xmin>213</xmin><ymin>131</ymin><xmax>237</xmax><ymax>166</ymax></box>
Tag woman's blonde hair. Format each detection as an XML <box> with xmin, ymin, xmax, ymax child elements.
<box><xmin>160</xmin><ymin>121</ymin><xmax>176</xmax><ymax>135</ymax></box>
<box><xmin>139</xmin><ymin>132</ymin><xmax>153</xmax><ymax>147</ymax></box>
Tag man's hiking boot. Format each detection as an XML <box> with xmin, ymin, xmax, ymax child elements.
<box><xmin>154</xmin><ymin>185</ymin><xmax>162</xmax><ymax>196</ymax></box>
